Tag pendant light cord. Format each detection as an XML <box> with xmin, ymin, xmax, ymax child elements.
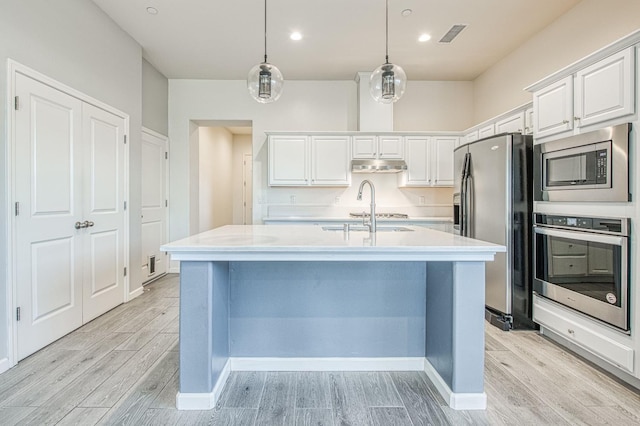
<box><xmin>385</xmin><ymin>0</ymin><xmax>389</xmax><ymax>64</ymax></box>
<box><xmin>264</xmin><ymin>0</ymin><xmax>268</xmax><ymax>63</ymax></box>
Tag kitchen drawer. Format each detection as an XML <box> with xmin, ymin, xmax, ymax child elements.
<box><xmin>551</xmin><ymin>239</ymin><xmax>587</xmax><ymax>256</ymax></box>
<box><xmin>534</xmin><ymin>297</ymin><xmax>634</xmax><ymax>372</ymax></box>
<box><xmin>551</xmin><ymin>255</ymin><xmax>587</xmax><ymax>276</ymax></box>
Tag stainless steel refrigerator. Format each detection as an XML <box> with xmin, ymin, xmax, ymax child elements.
<box><xmin>453</xmin><ymin>133</ymin><xmax>535</xmax><ymax>330</ymax></box>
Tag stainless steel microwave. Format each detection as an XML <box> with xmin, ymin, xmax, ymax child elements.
<box><xmin>534</xmin><ymin>123</ymin><xmax>630</xmax><ymax>202</ymax></box>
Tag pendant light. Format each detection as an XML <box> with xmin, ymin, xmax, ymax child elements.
<box><xmin>369</xmin><ymin>0</ymin><xmax>407</xmax><ymax>103</ymax></box>
<box><xmin>247</xmin><ymin>0</ymin><xmax>284</xmax><ymax>103</ymax></box>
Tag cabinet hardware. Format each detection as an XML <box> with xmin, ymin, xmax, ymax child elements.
<box><xmin>574</xmin><ymin>116</ymin><xmax>580</xmax><ymax>121</ymax></box>
<box><xmin>16</xmin><ymin>307</ymin><xmax>21</xmax><ymax>321</ymax></box>
<box><xmin>14</xmin><ymin>96</ymin><xmax>19</xmax><ymax>110</ymax></box>
<box><xmin>562</xmin><ymin>120</ymin><xmax>569</xmax><ymax>124</ymax></box>
<box><xmin>568</xmin><ymin>328</ymin><xmax>575</xmax><ymax>335</ymax></box>
<box><xmin>15</xmin><ymin>202</ymin><xmax>19</xmax><ymax>216</ymax></box>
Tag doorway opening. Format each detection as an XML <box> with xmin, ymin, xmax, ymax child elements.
<box><xmin>194</xmin><ymin>121</ymin><xmax>253</xmax><ymax>232</ymax></box>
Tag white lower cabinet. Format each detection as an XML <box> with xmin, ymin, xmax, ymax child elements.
<box><xmin>268</xmin><ymin>134</ymin><xmax>350</xmax><ymax>186</ymax></box>
<box><xmin>533</xmin><ymin>295</ymin><xmax>634</xmax><ymax>373</ymax></box>
<box><xmin>400</xmin><ymin>136</ymin><xmax>456</xmax><ymax>187</ymax></box>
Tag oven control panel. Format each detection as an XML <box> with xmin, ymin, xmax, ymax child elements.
<box><xmin>534</xmin><ymin>213</ymin><xmax>627</xmax><ymax>236</ymax></box>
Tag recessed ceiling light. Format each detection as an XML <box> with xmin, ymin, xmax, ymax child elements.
<box><xmin>401</xmin><ymin>9</ymin><xmax>413</xmax><ymax>17</ymax></box>
<box><xmin>418</xmin><ymin>33</ymin><xmax>432</xmax><ymax>42</ymax></box>
<box><xmin>290</xmin><ymin>32</ymin><xmax>303</xmax><ymax>41</ymax></box>
<box><xmin>146</xmin><ymin>7</ymin><xmax>158</xmax><ymax>15</ymax></box>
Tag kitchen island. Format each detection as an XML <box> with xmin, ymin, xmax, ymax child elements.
<box><xmin>161</xmin><ymin>225</ymin><xmax>505</xmax><ymax>411</ymax></box>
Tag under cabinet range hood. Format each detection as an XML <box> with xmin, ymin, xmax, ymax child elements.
<box><xmin>351</xmin><ymin>159</ymin><xmax>407</xmax><ymax>173</ymax></box>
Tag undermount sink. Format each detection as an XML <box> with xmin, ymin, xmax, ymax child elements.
<box><xmin>321</xmin><ymin>225</ymin><xmax>414</xmax><ymax>232</ymax></box>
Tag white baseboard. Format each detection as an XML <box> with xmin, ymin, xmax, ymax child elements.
<box><xmin>128</xmin><ymin>286</ymin><xmax>144</xmax><ymax>301</ymax></box>
<box><xmin>231</xmin><ymin>357</ymin><xmax>425</xmax><ymax>372</ymax></box>
<box><xmin>0</xmin><ymin>357</ymin><xmax>10</xmax><ymax>374</ymax></box>
<box><xmin>423</xmin><ymin>359</ymin><xmax>487</xmax><ymax>410</ymax></box>
<box><xmin>176</xmin><ymin>359</ymin><xmax>231</xmax><ymax>410</ymax></box>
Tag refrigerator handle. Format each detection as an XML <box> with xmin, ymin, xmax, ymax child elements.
<box><xmin>467</xmin><ymin>174</ymin><xmax>474</xmax><ymax>238</ymax></box>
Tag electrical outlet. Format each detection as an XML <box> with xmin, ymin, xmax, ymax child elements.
<box><xmin>290</xmin><ymin>195</ymin><xmax>296</xmax><ymax>205</ymax></box>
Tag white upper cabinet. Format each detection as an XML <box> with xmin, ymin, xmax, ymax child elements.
<box><xmin>524</xmin><ymin>107</ymin><xmax>534</xmax><ymax>135</ymax></box>
<box><xmin>310</xmin><ymin>135</ymin><xmax>351</xmax><ymax>186</ymax></box>
<box><xmin>269</xmin><ymin>135</ymin><xmax>309</xmax><ymax>186</ymax></box>
<box><xmin>400</xmin><ymin>136</ymin><xmax>456</xmax><ymax>187</ymax></box>
<box><xmin>463</xmin><ymin>130</ymin><xmax>479</xmax><ymax>146</ymax></box>
<box><xmin>532</xmin><ymin>46</ymin><xmax>636</xmax><ymax>140</ymax></box>
<box><xmin>495</xmin><ymin>111</ymin><xmax>525</xmax><ymax>134</ymax></box>
<box><xmin>269</xmin><ymin>134</ymin><xmax>350</xmax><ymax>187</ymax></box>
<box><xmin>478</xmin><ymin>123</ymin><xmax>495</xmax><ymax>140</ymax></box>
<box><xmin>574</xmin><ymin>47</ymin><xmax>635</xmax><ymax>128</ymax></box>
<box><xmin>533</xmin><ymin>75</ymin><xmax>574</xmax><ymax>139</ymax></box>
<box><xmin>432</xmin><ymin>136</ymin><xmax>456</xmax><ymax>186</ymax></box>
<box><xmin>352</xmin><ymin>135</ymin><xmax>404</xmax><ymax>159</ymax></box>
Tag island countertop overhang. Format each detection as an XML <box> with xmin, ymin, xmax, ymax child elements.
<box><xmin>161</xmin><ymin>225</ymin><xmax>505</xmax><ymax>262</ymax></box>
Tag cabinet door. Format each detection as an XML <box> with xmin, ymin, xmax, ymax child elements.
<box><xmin>311</xmin><ymin>136</ymin><xmax>351</xmax><ymax>186</ymax></box>
<box><xmin>533</xmin><ymin>75</ymin><xmax>573</xmax><ymax>138</ymax></box>
<box><xmin>432</xmin><ymin>137</ymin><xmax>456</xmax><ymax>186</ymax></box>
<box><xmin>269</xmin><ymin>135</ymin><xmax>309</xmax><ymax>186</ymax></box>
<box><xmin>588</xmin><ymin>244</ymin><xmax>614</xmax><ymax>275</ymax></box>
<box><xmin>495</xmin><ymin>111</ymin><xmax>525</xmax><ymax>134</ymax></box>
<box><xmin>464</xmin><ymin>130</ymin><xmax>479</xmax><ymax>145</ymax></box>
<box><xmin>524</xmin><ymin>107</ymin><xmax>534</xmax><ymax>135</ymax></box>
<box><xmin>478</xmin><ymin>124</ymin><xmax>495</xmax><ymax>139</ymax></box>
<box><xmin>378</xmin><ymin>135</ymin><xmax>404</xmax><ymax>159</ymax></box>
<box><xmin>352</xmin><ymin>135</ymin><xmax>377</xmax><ymax>159</ymax></box>
<box><xmin>575</xmin><ymin>47</ymin><xmax>635</xmax><ymax>128</ymax></box>
<box><xmin>402</xmin><ymin>136</ymin><xmax>431</xmax><ymax>186</ymax></box>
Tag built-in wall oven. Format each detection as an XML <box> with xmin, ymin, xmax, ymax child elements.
<box><xmin>534</xmin><ymin>123</ymin><xmax>630</xmax><ymax>202</ymax></box>
<box><xmin>533</xmin><ymin>213</ymin><xmax>629</xmax><ymax>331</ymax></box>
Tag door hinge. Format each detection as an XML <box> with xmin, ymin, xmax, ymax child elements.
<box><xmin>165</xmin><ymin>152</ymin><xmax>168</xmax><ymax>159</ymax></box>
<box><xmin>165</xmin><ymin>199</ymin><xmax>168</xmax><ymax>207</ymax></box>
<box><xmin>15</xmin><ymin>202</ymin><xmax>19</xmax><ymax>216</ymax></box>
<box><xmin>124</xmin><ymin>267</ymin><xmax>127</xmax><ymax>277</ymax></box>
<box><xmin>14</xmin><ymin>96</ymin><xmax>19</xmax><ymax>110</ymax></box>
<box><xmin>124</xmin><ymin>135</ymin><xmax>127</xmax><ymax>144</ymax></box>
<box><xmin>124</xmin><ymin>201</ymin><xmax>127</xmax><ymax>210</ymax></box>
<box><xmin>16</xmin><ymin>307</ymin><xmax>20</xmax><ymax>321</ymax></box>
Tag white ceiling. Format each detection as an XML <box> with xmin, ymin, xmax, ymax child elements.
<box><xmin>93</xmin><ymin>0</ymin><xmax>580</xmax><ymax>81</ymax></box>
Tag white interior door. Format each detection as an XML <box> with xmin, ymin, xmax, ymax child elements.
<box><xmin>81</xmin><ymin>104</ymin><xmax>126</xmax><ymax>323</ymax></box>
<box><xmin>141</xmin><ymin>129</ymin><xmax>168</xmax><ymax>282</ymax></box>
<box><xmin>14</xmin><ymin>73</ymin><xmax>83</xmax><ymax>360</ymax></box>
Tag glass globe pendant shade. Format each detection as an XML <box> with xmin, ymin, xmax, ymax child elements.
<box><xmin>247</xmin><ymin>62</ymin><xmax>283</xmax><ymax>104</ymax></box>
<box><xmin>369</xmin><ymin>62</ymin><xmax>407</xmax><ymax>104</ymax></box>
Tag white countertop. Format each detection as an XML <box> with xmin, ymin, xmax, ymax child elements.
<box><xmin>262</xmin><ymin>216</ymin><xmax>453</xmax><ymax>223</ymax></box>
<box><xmin>161</xmin><ymin>225</ymin><xmax>504</xmax><ymax>262</ymax></box>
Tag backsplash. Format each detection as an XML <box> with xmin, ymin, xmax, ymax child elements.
<box><xmin>264</xmin><ymin>173</ymin><xmax>453</xmax><ymax>219</ymax></box>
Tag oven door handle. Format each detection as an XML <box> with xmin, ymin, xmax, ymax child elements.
<box><xmin>533</xmin><ymin>226</ymin><xmax>625</xmax><ymax>246</ymax></box>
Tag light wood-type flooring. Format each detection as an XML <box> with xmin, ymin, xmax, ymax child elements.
<box><xmin>1</xmin><ymin>274</ymin><xmax>639</xmax><ymax>425</ymax></box>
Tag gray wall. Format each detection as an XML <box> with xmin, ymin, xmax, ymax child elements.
<box><xmin>0</xmin><ymin>0</ymin><xmax>144</xmax><ymax>364</ymax></box>
<box><xmin>142</xmin><ymin>59</ymin><xmax>169</xmax><ymax>135</ymax></box>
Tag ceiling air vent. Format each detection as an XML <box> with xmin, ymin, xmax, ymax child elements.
<box><xmin>439</xmin><ymin>25</ymin><xmax>467</xmax><ymax>43</ymax></box>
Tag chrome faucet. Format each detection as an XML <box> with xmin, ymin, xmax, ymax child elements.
<box><xmin>357</xmin><ymin>179</ymin><xmax>376</xmax><ymax>233</ymax></box>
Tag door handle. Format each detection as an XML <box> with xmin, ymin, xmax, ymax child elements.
<box><xmin>74</xmin><ymin>220</ymin><xmax>94</xmax><ymax>229</ymax></box>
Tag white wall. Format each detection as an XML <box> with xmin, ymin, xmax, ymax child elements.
<box><xmin>394</xmin><ymin>81</ymin><xmax>475</xmax><ymax>131</ymax></box>
<box><xmin>0</xmin><ymin>0</ymin><xmax>143</xmax><ymax>366</ymax></box>
<box><xmin>198</xmin><ymin>127</ymin><xmax>234</xmax><ymax>231</ymax></box>
<box><xmin>142</xmin><ymin>59</ymin><xmax>168</xmax><ymax>136</ymax></box>
<box><xmin>168</xmin><ymin>79</ymin><xmax>472</xmax><ymax>240</ymax></box>
<box><xmin>232</xmin><ymin>135</ymin><xmax>253</xmax><ymax>225</ymax></box>
<box><xmin>473</xmin><ymin>0</ymin><xmax>640</xmax><ymax>123</ymax></box>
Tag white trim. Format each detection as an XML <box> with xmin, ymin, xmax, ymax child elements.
<box><xmin>176</xmin><ymin>359</ymin><xmax>231</xmax><ymax>410</ymax></box>
<box><xmin>0</xmin><ymin>357</ymin><xmax>10</xmax><ymax>374</ymax></box>
<box><xmin>230</xmin><ymin>357</ymin><xmax>425</xmax><ymax>372</ymax></box>
<box><xmin>128</xmin><ymin>286</ymin><xmax>144</xmax><ymax>301</ymax></box>
<box><xmin>423</xmin><ymin>359</ymin><xmax>487</xmax><ymax>410</ymax></box>
<box><xmin>5</xmin><ymin>59</ymin><xmax>132</xmax><ymax>365</ymax></box>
